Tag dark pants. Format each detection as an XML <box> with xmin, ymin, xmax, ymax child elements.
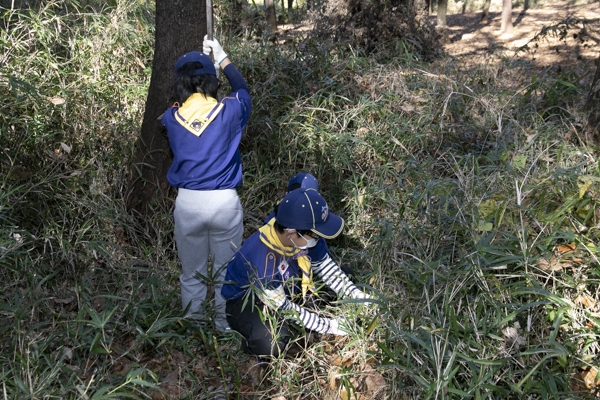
<box><xmin>226</xmin><ymin>295</ymin><xmax>293</xmax><ymax>357</ymax></box>
<box><xmin>226</xmin><ymin>267</ymin><xmax>357</xmax><ymax>357</ymax></box>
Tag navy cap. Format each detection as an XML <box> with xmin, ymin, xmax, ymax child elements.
<box><xmin>174</xmin><ymin>51</ymin><xmax>216</xmax><ymax>77</ymax></box>
<box><xmin>287</xmin><ymin>172</ymin><xmax>320</xmax><ymax>193</ymax></box>
<box><xmin>275</xmin><ymin>188</ymin><xmax>344</xmax><ymax>240</ymax></box>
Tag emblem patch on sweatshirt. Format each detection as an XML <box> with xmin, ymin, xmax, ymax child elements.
<box><xmin>278</xmin><ymin>260</ymin><xmax>290</xmax><ymax>280</ymax></box>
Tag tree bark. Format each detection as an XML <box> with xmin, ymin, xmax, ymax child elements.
<box><xmin>265</xmin><ymin>0</ymin><xmax>277</xmax><ymax>32</ymax></box>
<box><xmin>437</xmin><ymin>0</ymin><xmax>447</xmax><ymax>27</ymax></box>
<box><xmin>126</xmin><ymin>0</ymin><xmax>207</xmax><ymax>215</ymax></box>
<box><xmin>585</xmin><ymin>56</ymin><xmax>600</xmax><ymax>144</ymax></box>
<box><xmin>480</xmin><ymin>0</ymin><xmax>491</xmax><ymax>23</ymax></box>
<box><xmin>500</xmin><ymin>0</ymin><xmax>513</xmax><ymax>34</ymax></box>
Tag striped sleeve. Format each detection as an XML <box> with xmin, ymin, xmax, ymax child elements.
<box><xmin>280</xmin><ymin>299</ymin><xmax>334</xmax><ymax>334</ymax></box>
<box><xmin>311</xmin><ymin>254</ymin><xmax>363</xmax><ymax>299</ymax></box>
<box><xmin>257</xmin><ymin>285</ymin><xmax>334</xmax><ymax>334</ymax></box>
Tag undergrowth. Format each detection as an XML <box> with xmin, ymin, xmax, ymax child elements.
<box><xmin>1</xmin><ymin>0</ymin><xmax>599</xmax><ymax>399</ymax></box>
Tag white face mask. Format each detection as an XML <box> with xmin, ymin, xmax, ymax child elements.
<box><xmin>287</xmin><ymin>230</ymin><xmax>318</xmax><ymax>250</ymax></box>
<box><xmin>297</xmin><ymin>232</ymin><xmax>318</xmax><ymax>249</ymax></box>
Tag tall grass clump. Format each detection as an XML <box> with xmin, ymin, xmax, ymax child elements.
<box><xmin>229</xmin><ymin>27</ymin><xmax>599</xmax><ymax>397</ymax></box>
<box><xmin>0</xmin><ymin>1</ymin><xmax>193</xmax><ymax>398</ymax></box>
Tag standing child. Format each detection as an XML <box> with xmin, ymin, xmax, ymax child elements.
<box><xmin>162</xmin><ymin>37</ymin><xmax>252</xmax><ymax>333</ymax></box>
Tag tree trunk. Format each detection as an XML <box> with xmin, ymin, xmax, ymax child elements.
<box><xmin>126</xmin><ymin>0</ymin><xmax>207</xmax><ymax>215</ymax></box>
<box><xmin>500</xmin><ymin>0</ymin><xmax>513</xmax><ymax>34</ymax></box>
<box><xmin>585</xmin><ymin>56</ymin><xmax>600</xmax><ymax>144</ymax></box>
<box><xmin>437</xmin><ymin>0</ymin><xmax>447</xmax><ymax>27</ymax></box>
<box><xmin>265</xmin><ymin>0</ymin><xmax>277</xmax><ymax>32</ymax></box>
<box><xmin>480</xmin><ymin>0</ymin><xmax>491</xmax><ymax>22</ymax></box>
<box><xmin>287</xmin><ymin>0</ymin><xmax>293</xmax><ymax>10</ymax></box>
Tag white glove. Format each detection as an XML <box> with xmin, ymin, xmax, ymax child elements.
<box><xmin>351</xmin><ymin>291</ymin><xmax>372</xmax><ymax>300</ymax></box>
<box><xmin>203</xmin><ymin>35</ymin><xmax>228</xmax><ymax>65</ymax></box>
<box><xmin>326</xmin><ymin>318</ymin><xmax>349</xmax><ymax>336</ymax></box>
<box><xmin>260</xmin><ymin>286</ymin><xmax>287</xmax><ymax>309</ymax></box>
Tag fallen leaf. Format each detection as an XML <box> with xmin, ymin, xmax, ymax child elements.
<box><xmin>339</xmin><ymin>387</ymin><xmax>349</xmax><ymax>400</ymax></box>
<box><xmin>160</xmin><ymin>371</ymin><xmax>180</xmax><ymax>399</ymax></box>
<box><xmin>570</xmin><ymin>371</ymin><xmax>588</xmax><ymax>394</ymax></box>
<box><xmin>243</xmin><ymin>358</ymin><xmax>265</xmax><ymax>386</ymax></box>
<box><xmin>329</xmin><ymin>369</ymin><xmax>340</xmax><ymax>391</ymax></box>
<box><xmin>502</xmin><ymin>326</ymin><xmax>526</xmax><ymax>353</ymax></box>
<box><xmin>62</xmin><ymin>347</ymin><xmax>73</xmax><ymax>360</ymax></box>
<box><xmin>555</xmin><ymin>243</ymin><xmax>577</xmax><ymax>255</ymax></box>
<box><xmin>47</xmin><ymin>96</ymin><xmax>66</xmax><ymax>105</ymax></box>
<box><xmin>53</xmin><ymin>297</ymin><xmax>75</xmax><ymax>304</ymax></box>
<box><xmin>478</xmin><ymin>199</ymin><xmax>499</xmax><ymax>219</ymax></box>
<box><xmin>338</xmin><ymin>377</ymin><xmax>361</xmax><ymax>400</ymax></box>
<box><xmin>578</xmin><ymin>180</ymin><xmax>592</xmax><ymax>199</ymax></box>
<box><xmin>109</xmin><ymin>358</ymin><xmax>131</xmax><ymax>377</ymax></box>
<box><xmin>512</xmin><ymin>155</ymin><xmax>527</xmax><ymax>170</ymax></box>
<box><xmin>541</xmin><ymin>243</ymin><xmax>584</xmax><ymax>268</ymax></box>
<box><xmin>575</xmin><ymin>294</ymin><xmax>596</xmax><ymax>310</ymax></box>
<box><xmin>148</xmin><ymin>388</ymin><xmax>165</xmax><ymax>400</ymax></box>
<box><xmin>581</xmin><ymin>367</ymin><xmax>598</xmax><ymax>389</ymax></box>
<box><xmin>477</xmin><ymin>220</ymin><xmax>493</xmax><ymax>231</ymax></box>
<box><xmin>362</xmin><ymin>364</ymin><xmax>387</xmax><ymax>392</ymax></box>
<box><xmin>162</xmin><ymin>371</ymin><xmax>179</xmax><ymax>383</ymax></box>
<box><xmin>536</xmin><ymin>257</ymin><xmax>570</xmax><ymax>271</ymax></box>
<box><xmin>60</xmin><ymin>142</ymin><xmax>72</xmax><ymax>153</ymax></box>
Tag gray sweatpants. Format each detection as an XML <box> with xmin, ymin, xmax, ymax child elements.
<box><xmin>174</xmin><ymin>188</ymin><xmax>243</xmax><ymax>332</ymax></box>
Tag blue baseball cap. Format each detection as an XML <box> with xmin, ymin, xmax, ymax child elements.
<box><xmin>174</xmin><ymin>51</ymin><xmax>216</xmax><ymax>77</ymax></box>
<box><xmin>287</xmin><ymin>172</ymin><xmax>320</xmax><ymax>193</ymax></box>
<box><xmin>275</xmin><ymin>188</ymin><xmax>344</xmax><ymax>240</ymax></box>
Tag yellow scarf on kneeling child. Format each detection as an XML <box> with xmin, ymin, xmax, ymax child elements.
<box><xmin>259</xmin><ymin>218</ymin><xmax>314</xmax><ymax>298</ymax></box>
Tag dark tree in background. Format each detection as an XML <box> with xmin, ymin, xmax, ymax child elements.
<box><xmin>265</xmin><ymin>0</ymin><xmax>277</xmax><ymax>32</ymax></box>
<box><xmin>480</xmin><ymin>0</ymin><xmax>512</xmax><ymax>31</ymax></box>
<box><xmin>585</xmin><ymin>56</ymin><xmax>600</xmax><ymax>144</ymax></box>
<box><xmin>481</xmin><ymin>0</ymin><xmax>491</xmax><ymax>23</ymax></box>
<box><xmin>500</xmin><ymin>0</ymin><xmax>513</xmax><ymax>34</ymax></box>
<box><xmin>127</xmin><ymin>0</ymin><xmax>207</xmax><ymax>215</ymax></box>
<box><xmin>437</xmin><ymin>0</ymin><xmax>447</xmax><ymax>28</ymax></box>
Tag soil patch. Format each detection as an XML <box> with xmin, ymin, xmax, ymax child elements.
<box><xmin>434</xmin><ymin>0</ymin><xmax>600</xmax><ymax>75</ymax></box>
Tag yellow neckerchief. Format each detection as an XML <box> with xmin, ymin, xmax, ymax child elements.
<box><xmin>259</xmin><ymin>218</ymin><xmax>314</xmax><ymax>298</ymax></box>
<box><xmin>174</xmin><ymin>93</ymin><xmax>224</xmax><ymax>137</ymax></box>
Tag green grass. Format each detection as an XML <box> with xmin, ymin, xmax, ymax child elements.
<box><xmin>1</xmin><ymin>0</ymin><xmax>600</xmax><ymax>399</ymax></box>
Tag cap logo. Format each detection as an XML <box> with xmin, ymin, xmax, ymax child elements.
<box><xmin>321</xmin><ymin>205</ymin><xmax>328</xmax><ymax>221</ymax></box>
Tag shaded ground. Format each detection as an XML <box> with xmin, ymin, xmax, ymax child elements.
<box><xmin>436</xmin><ymin>0</ymin><xmax>600</xmax><ymax>75</ymax></box>
<box><xmin>279</xmin><ymin>1</ymin><xmax>599</xmax><ymax>79</ymax></box>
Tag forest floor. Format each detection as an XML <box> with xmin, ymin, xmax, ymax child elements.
<box><xmin>280</xmin><ymin>1</ymin><xmax>600</xmax><ymax>80</ymax></box>
<box><xmin>435</xmin><ymin>0</ymin><xmax>600</xmax><ymax>78</ymax></box>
